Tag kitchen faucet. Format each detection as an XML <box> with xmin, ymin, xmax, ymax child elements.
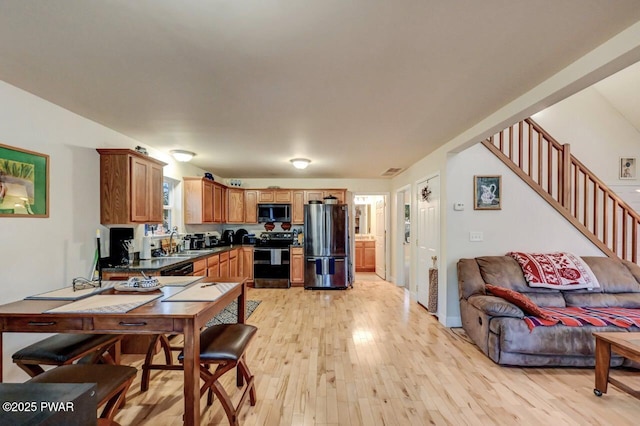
<box><xmin>168</xmin><ymin>227</ymin><xmax>179</xmax><ymax>254</ymax></box>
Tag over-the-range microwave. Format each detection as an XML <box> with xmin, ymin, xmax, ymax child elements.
<box><xmin>257</xmin><ymin>204</ymin><xmax>291</xmax><ymax>223</ymax></box>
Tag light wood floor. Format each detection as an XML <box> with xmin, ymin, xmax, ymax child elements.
<box><xmin>116</xmin><ymin>273</ymin><xmax>640</xmax><ymax>425</ymax></box>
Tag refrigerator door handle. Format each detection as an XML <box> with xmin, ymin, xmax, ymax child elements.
<box><xmin>329</xmin><ymin>258</ymin><xmax>335</xmax><ymax>275</ymax></box>
<box><xmin>315</xmin><ymin>258</ymin><xmax>323</xmax><ymax>275</ymax></box>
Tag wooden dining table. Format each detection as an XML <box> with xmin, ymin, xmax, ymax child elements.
<box><xmin>0</xmin><ymin>276</ymin><xmax>247</xmax><ymax>426</ymax></box>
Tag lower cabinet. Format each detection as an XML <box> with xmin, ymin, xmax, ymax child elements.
<box><xmin>290</xmin><ymin>246</ymin><xmax>304</xmax><ymax>286</ymax></box>
<box><xmin>206</xmin><ymin>255</ymin><xmax>219</xmax><ymax>278</ymax></box>
<box><xmin>219</xmin><ymin>251</ymin><xmax>230</xmax><ymax>277</ymax></box>
<box><xmin>355</xmin><ymin>240</ymin><xmax>375</xmax><ymax>272</ymax></box>
<box><xmin>241</xmin><ymin>247</ymin><xmax>254</xmax><ymax>285</ymax></box>
<box><xmin>229</xmin><ymin>248</ymin><xmax>239</xmax><ymax>276</ymax></box>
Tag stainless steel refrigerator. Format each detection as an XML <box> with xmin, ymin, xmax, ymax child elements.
<box><xmin>304</xmin><ymin>203</ymin><xmax>350</xmax><ymax>289</ymax></box>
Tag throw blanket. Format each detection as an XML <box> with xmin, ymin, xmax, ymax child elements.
<box><xmin>508</xmin><ymin>252</ymin><xmax>600</xmax><ymax>290</ymax></box>
<box><xmin>524</xmin><ymin>307</ymin><xmax>640</xmax><ymax>331</ymax></box>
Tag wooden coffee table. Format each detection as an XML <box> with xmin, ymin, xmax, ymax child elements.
<box><xmin>593</xmin><ymin>332</ymin><xmax>640</xmax><ymax>398</ymax></box>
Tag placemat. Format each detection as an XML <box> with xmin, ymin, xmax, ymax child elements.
<box><xmin>25</xmin><ymin>282</ymin><xmax>114</xmax><ymax>301</ymax></box>
<box><xmin>155</xmin><ymin>276</ymin><xmax>205</xmax><ymax>287</ymax></box>
<box><xmin>163</xmin><ymin>282</ymin><xmax>239</xmax><ymax>302</ymax></box>
<box><xmin>44</xmin><ymin>294</ymin><xmax>161</xmax><ymax>314</ymax></box>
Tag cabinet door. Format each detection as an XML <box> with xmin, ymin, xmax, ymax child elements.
<box><xmin>229</xmin><ymin>249</ymin><xmax>239</xmax><ymax>276</ymax></box>
<box><xmin>241</xmin><ymin>247</ymin><xmax>254</xmax><ymax>281</ymax></box>
<box><xmin>213</xmin><ymin>184</ymin><xmax>223</xmax><ymax>223</ymax></box>
<box><xmin>355</xmin><ymin>241</ymin><xmax>364</xmax><ymax>270</ymax></box>
<box><xmin>130</xmin><ymin>157</ymin><xmax>151</xmax><ymax>222</ymax></box>
<box><xmin>227</xmin><ymin>188</ymin><xmax>245</xmax><ymax>223</ymax></box>
<box><xmin>203</xmin><ymin>180</ymin><xmax>214</xmax><ymax>223</ymax></box>
<box><xmin>258</xmin><ymin>190</ymin><xmax>275</xmax><ymax>203</ymax></box>
<box><xmin>324</xmin><ymin>190</ymin><xmax>346</xmax><ymax>204</ymax></box>
<box><xmin>207</xmin><ymin>254</ymin><xmax>220</xmax><ymax>278</ymax></box>
<box><xmin>290</xmin><ymin>247</ymin><xmax>304</xmax><ymax>286</ymax></box>
<box><xmin>364</xmin><ymin>241</ymin><xmax>376</xmax><ymax>270</ymax></box>
<box><xmin>244</xmin><ymin>190</ymin><xmax>258</xmax><ymax>223</ymax></box>
<box><xmin>275</xmin><ymin>190</ymin><xmax>292</xmax><ymax>203</ymax></box>
<box><xmin>148</xmin><ymin>163</ymin><xmax>164</xmax><ymax>223</ymax></box>
<box><xmin>292</xmin><ymin>190</ymin><xmax>305</xmax><ymax>224</ymax></box>
<box><xmin>305</xmin><ymin>190</ymin><xmax>324</xmax><ymax>203</ymax></box>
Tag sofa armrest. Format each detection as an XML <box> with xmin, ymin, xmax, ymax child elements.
<box><xmin>468</xmin><ymin>295</ymin><xmax>524</xmax><ymax>318</ymax></box>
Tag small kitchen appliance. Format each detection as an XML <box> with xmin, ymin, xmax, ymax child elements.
<box><xmin>109</xmin><ymin>227</ymin><xmax>134</xmax><ymax>266</ymax></box>
<box><xmin>222</xmin><ymin>229</ymin><xmax>235</xmax><ymax>245</ymax></box>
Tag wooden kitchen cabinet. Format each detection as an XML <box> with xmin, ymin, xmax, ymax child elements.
<box><xmin>244</xmin><ymin>190</ymin><xmax>258</xmax><ymax>223</ymax></box>
<box><xmin>206</xmin><ymin>254</ymin><xmax>219</xmax><ymax>278</ymax></box>
<box><xmin>290</xmin><ymin>246</ymin><xmax>304</xmax><ymax>286</ymax></box>
<box><xmin>355</xmin><ymin>240</ymin><xmax>375</xmax><ymax>272</ymax></box>
<box><xmin>227</xmin><ymin>188</ymin><xmax>245</xmax><ymax>223</ymax></box>
<box><xmin>184</xmin><ymin>177</ymin><xmax>224</xmax><ymax>224</ymax></box>
<box><xmin>240</xmin><ymin>247</ymin><xmax>254</xmax><ymax>284</ymax></box>
<box><xmin>292</xmin><ymin>190</ymin><xmax>305</xmax><ymax>224</ymax></box>
<box><xmin>193</xmin><ymin>258</ymin><xmax>207</xmax><ymax>276</ymax></box>
<box><xmin>219</xmin><ymin>251</ymin><xmax>230</xmax><ymax>277</ymax></box>
<box><xmin>229</xmin><ymin>248</ymin><xmax>239</xmax><ymax>277</ymax></box>
<box><xmin>304</xmin><ymin>189</ymin><xmax>346</xmax><ymax>205</ymax></box>
<box><xmin>258</xmin><ymin>189</ymin><xmax>292</xmax><ymax>203</ymax></box>
<box><xmin>213</xmin><ymin>183</ymin><xmax>224</xmax><ymax>223</ymax></box>
<box><xmin>97</xmin><ymin>149</ymin><xmax>166</xmax><ymax>225</ymax></box>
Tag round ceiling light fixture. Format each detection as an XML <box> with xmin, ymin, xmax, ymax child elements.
<box><xmin>170</xmin><ymin>150</ymin><xmax>196</xmax><ymax>162</ymax></box>
<box><xmin>290</xmin><ymin>158</ymin><xmax>311</xmax><ymax>169</ymax></box>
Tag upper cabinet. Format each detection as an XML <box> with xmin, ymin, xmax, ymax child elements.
<box><xmin>97</xmin><ymin>149</ymin><xmax>166</xmax><ymax>225</ymax></box>
<box><xmin>226</xmin><ymin>188</ymin><xmax>245</xmax><ymax>224</ymax></box>
<box><xmin>291</xmin><ymin>190</ymin><xmax>304</xmax><ymax>224</ymax></box>
<box><xmin>184</xmin><ymin>177</ymin><xmax>225</xmax><ymax>224</ymax></box>
<box><xmin>304</xmin><ymin>189</ymin><xmax>346</xmax><ymax>204</ymax></box>
<box><xmin>258</xmin><ymin>189</ymin><xmax>292</xmax><ymax>203</ymax></box>
<box><xmin>244</xmin><ymin>190</ymin><xmax>258</xmax><ymax>223</ymax></box>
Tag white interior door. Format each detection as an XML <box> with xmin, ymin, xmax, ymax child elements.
<box><xmin>417</xmin><ymin>175</ymin><xmax>440</xmax><ymax>310</ymax></box>
<box><xmin>375</xmin><ymin>199</ymin><xmax>386</xmax><ymax>279</ymax></box>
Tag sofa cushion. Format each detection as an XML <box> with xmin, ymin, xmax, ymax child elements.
<box><xmin>524</xmin><ymin>292</ymin><xmax>567</xmax><ymax>308</ymax></box>
<box><xmin>485</xmin><ymin>285</ymin><xmax>555</xmax><ymax>320</ymax></box>
<box><xmin>476</xmin><ymin>256</ymin><xmax>556</xmax><ymax>293</ymax></box>
<box><xmin>468</xmin><ymin>294</ymin><xmax>524</xmax><ymax>318</ymax></box>
<box><xmin>563</xmin><ymin>292</ymin><xmax>640</xmax><ymax>308</ymax></box>
<box><xmin>580</xmin><ymin>257</ymin><xmax>640</xmax><ymax>293</ymax></box>
<box><xmin>489</xmin><ymin>317</ymin><xmax>629</xmax><ymax>356</ymax></box>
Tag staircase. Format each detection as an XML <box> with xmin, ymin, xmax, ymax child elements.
<box><xmin>483</xmin><ymin>118</ymin><xmax>640</xmax><ymax>263</ymax></box>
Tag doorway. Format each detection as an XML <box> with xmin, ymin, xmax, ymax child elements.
<box><xmin>353</xmin><ymin>194</ymin><xmax>388</xmax><ymax>281</ymax></box>
<box><xmin>395</xmin><ymin>185</ymin><xmax>411</xmax><ymax>291</ymax></box>
<box><xmin>416</xmin><ymin>174</ymin><xmax>440</xmax><ymax>315</ymax></box>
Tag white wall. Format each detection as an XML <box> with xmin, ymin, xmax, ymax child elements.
<box><xmin>240</xmin><ymin>178</ymin><xmax>390</xmax><ymax>193</ymax></box>
<box><xmin>0</xmin><ymin>81</ymin><xmax>208</xmax><ymax>382</ymax></box>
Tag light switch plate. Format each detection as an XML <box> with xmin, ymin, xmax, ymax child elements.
<box><xmin>469</xmin><ymin>231</ymin><xmax>483</xmax><ymax>242</ymax></box>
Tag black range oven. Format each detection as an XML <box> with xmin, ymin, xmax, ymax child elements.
<box><xmin>254</xmin><ymin>232</ymin><xmax>293</xmax><ymax>288</ymax></box>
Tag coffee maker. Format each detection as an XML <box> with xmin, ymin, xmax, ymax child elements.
<box><xmin>222</xmin><ymin>230</ymin><xmax>235</xmax><ymax>245</ymax></box>
<box><xmin>109</xmin><ymin>227</ymin><xmax>134</xmax><ymax>266</ymax></box>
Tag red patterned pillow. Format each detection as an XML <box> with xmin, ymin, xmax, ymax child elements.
<box><xmin>485</xmin><ymin>284</ymin><xmax>556</xmax><ymax>320</ymax></box>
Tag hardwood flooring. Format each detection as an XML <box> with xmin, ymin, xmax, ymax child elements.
<box><xmin>116</xmin><ymin>273</ymin><xmax>640</xmax><ymax>425</ymax></box>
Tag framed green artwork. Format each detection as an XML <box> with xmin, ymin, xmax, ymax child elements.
<box><xmin>0</xmin><ymin>143</ymin><xmax>49</xmax><ymax>217</ymax></box>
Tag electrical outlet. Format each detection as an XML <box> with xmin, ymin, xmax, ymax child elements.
<box><xmin>469</xmin><ymin>231</ymin><xmax>483</xmax><ymax>242</ymax></box>
<box><xmin>453</xmin><ymin>202</ymin><xmax>465</xmax><ymax>211</ymax></box>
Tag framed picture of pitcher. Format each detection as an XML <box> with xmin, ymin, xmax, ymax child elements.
<box><xmin>474</xmin><ymin>175</ymin><xmax>501</xmax><ymax>210</ymax></box>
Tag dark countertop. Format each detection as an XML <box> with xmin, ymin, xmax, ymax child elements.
<box><xmin>102</xmin><ymin>245</ymin><xmax>250</xmax><ymax>273</ymax></box>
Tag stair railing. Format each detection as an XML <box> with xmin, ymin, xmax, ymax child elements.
<box><xmin>483</xmin><ymin>118</ymin><xmax>640</xmax><ymax>262</ymax></box>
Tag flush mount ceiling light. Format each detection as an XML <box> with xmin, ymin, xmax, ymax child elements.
<box><xmin>290</xmin><ymin>158</ymin><xmax>311</xmax><ymax>169</ymax></box>
<box><xmin>170</xmin><ymin>150</ymin><xmax>196</xmax><ymax>162</ymax></box>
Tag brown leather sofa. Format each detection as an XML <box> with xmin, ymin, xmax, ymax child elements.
<box><xmin>457</xmin><ymin>255</ymin><xmax>640</xmax><ymax>367</ymax></box>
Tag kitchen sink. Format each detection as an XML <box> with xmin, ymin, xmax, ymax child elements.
<box><xmin>180</xmin><ymin>250</ymin><xmax>215</xmax><ymax>256</ymax></box>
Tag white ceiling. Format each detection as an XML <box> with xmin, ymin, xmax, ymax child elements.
<box><xmin>0</xmin><ymin>1</ymin><xmax>639</xmax><ymax>178</ymax></box>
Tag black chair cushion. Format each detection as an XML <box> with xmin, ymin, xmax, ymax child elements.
<box><xmin>178</xmin><ymin>324</ymin><xmax>257</xmax><ymax>363</ymax></box>
<box><xmin>28</xmin><ymin>365</ymin><xmax>136</xmax><ymax>404</ymax></box>
<box><xmin>12</xmin><ymin>334</ymin><xmax>118</xmax><ymax>363</ymax></box>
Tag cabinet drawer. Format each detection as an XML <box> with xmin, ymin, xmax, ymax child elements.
<box><xmin>93</xmin><ymin>317</ymin><xmax>175</xmax><ymax>332</ymax></box>
<box><xmin>2</xmin><ymin>317</ymin><xmax>84</xmax><ymax>332</ymax></box>
<box><xmin>220</xmin><ymin>251</ymin><xmax>230</xmax><ymax>262</ymax></box>
<box><xmin>193</xmin><ymin>259</ymin><xmax>207</xmax><ymax>272</ymax></box>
